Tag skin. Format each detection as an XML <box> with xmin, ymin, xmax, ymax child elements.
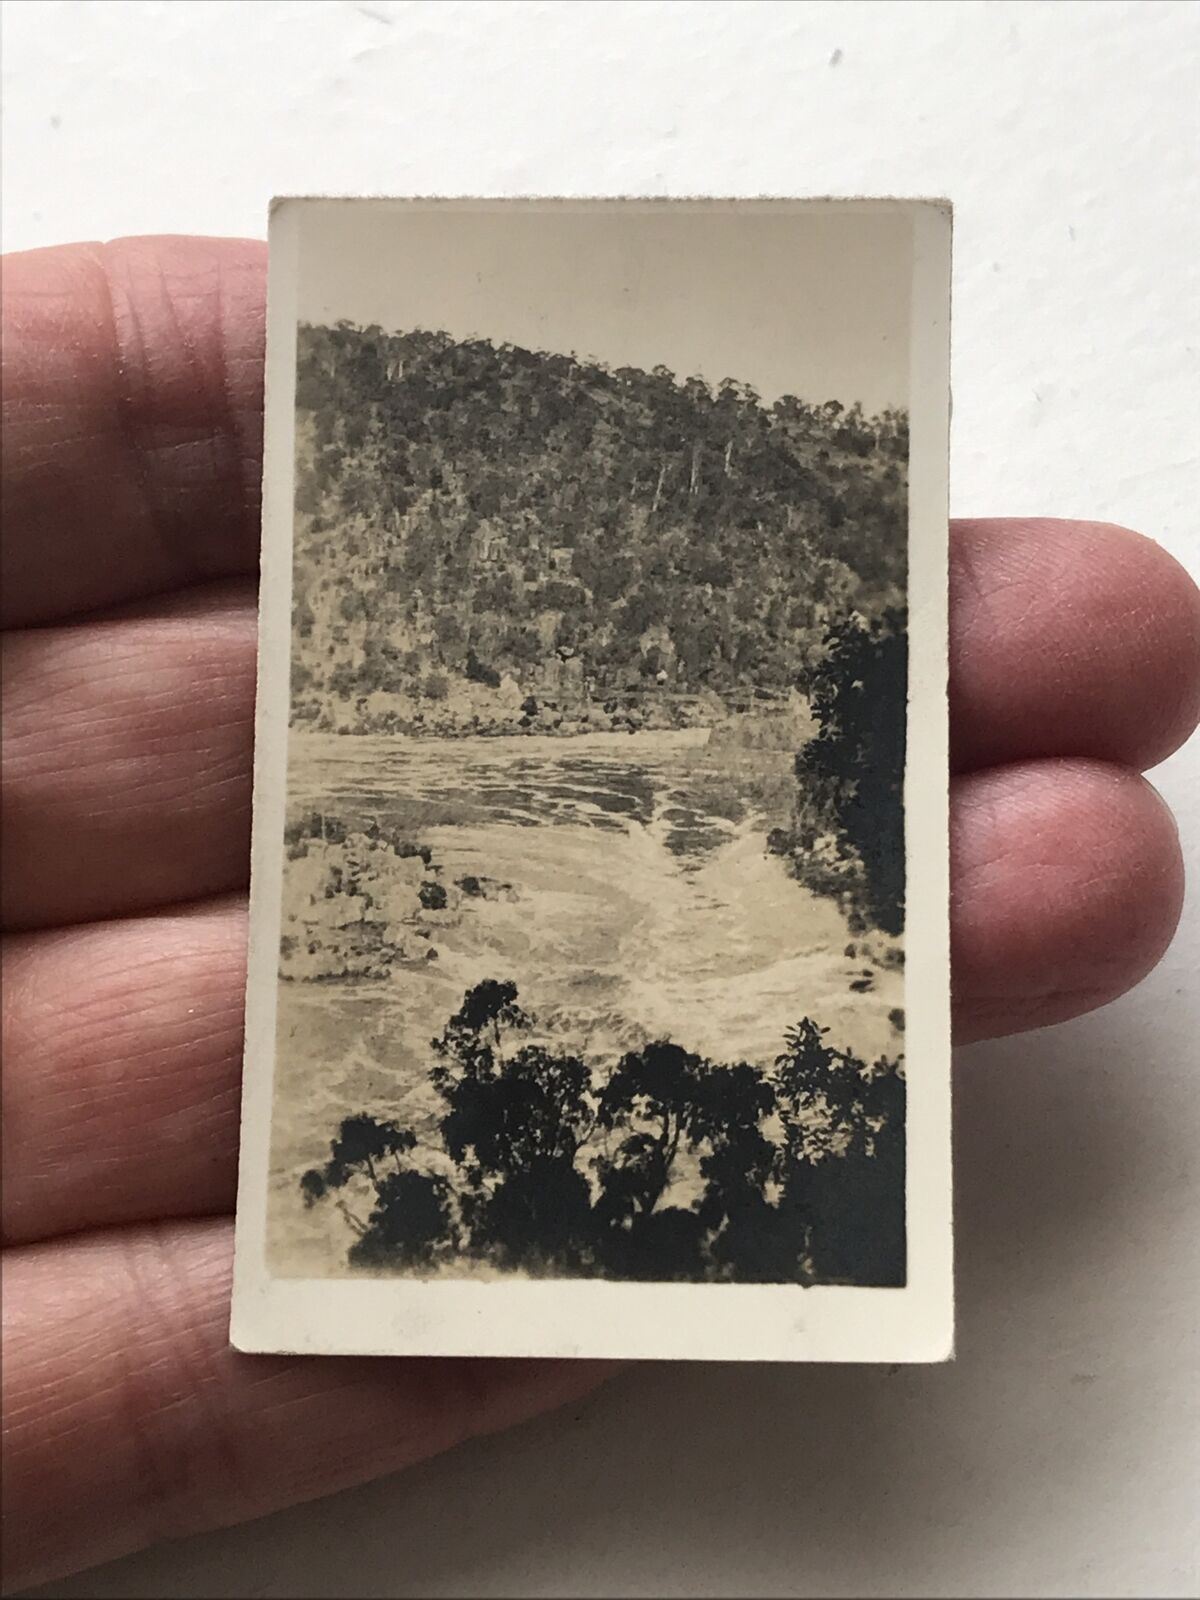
<box><xmin>1</xmin><ymin>236</ymin><xmax>1199</xmax><ymax>1593</ymax></box>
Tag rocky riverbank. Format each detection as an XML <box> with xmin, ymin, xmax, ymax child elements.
<box><xmin>294</xmin><ymin>678</ymin><xmax>811</xmax><ymax>744</ymax></box>
<box><xmin>278</xmin><ymin>812</ymin><xmax>515</xmax><ymax>982</ymax></box>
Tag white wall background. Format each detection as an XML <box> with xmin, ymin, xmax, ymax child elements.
<box><xmin>3</xmin><ymin>2</ymin><xmax>1197</xmax><ymax>1595</ymax></box>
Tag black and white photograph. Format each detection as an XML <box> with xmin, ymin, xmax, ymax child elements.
<box><xmin>233</xmin><ymin>198</ymin><xmax>952</xmax><ymax>1361</ymax></box>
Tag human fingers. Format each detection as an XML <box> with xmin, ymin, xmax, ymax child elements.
<box><xmin>950</xmin><ymin>518</ymin><xmax>1200</xmax><ymax>773</ymax></box>
<box><xmin>1</xmin><ymin>237</ymin><xmax>265</xmax><ymax>629</ymax></box>
<box><xmin>3</xmin><ymin>758</ymin><xmax>1184</xmax><ymax>1246</ymax></box>
<box><xmin>0</xmin><ymin>1218</ymin><xmax>610</xmax><ymax>1591</ymax></box>
<box><xmin>5</xmin><ymin>242</ymin><xmax>1199</xmax><ymax>775</ymax></box>
<box><xmin>1</xmin><ymin>897</ymin><xmax>245</xmax><ymax>1245</ymax></box>
<box><xmin>0</xmin><ymin>580</ymin><xmax>256</xmax><ymax>931</ymax></box>
<box><xmin>951</xmin><ymin>758</ymin><xmax>1183</xmax><ymax>1042</ymax></box>
<box><xmin>6</xmin><ymin>523</ymin><xmax>1199</xmax><ymax>931</ymax></box>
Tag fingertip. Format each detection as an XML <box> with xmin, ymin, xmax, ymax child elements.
<box><xmin>952</xmin><ymin>758</ymin><xmax>1185</xmax><ymax>1042</ymax></box>
<box><xmin>1091</xmin><ymin>522</ymin><xmax>1200</xmax><ymax>763</ymax></box>
<box><xmin>2</xmin><ymin>236</ymin><xmax>267</xmax><ymax>628</ymax></box>
<box><xmin>950</xmin><ymin>518</ymin><xmax>1200</xmax><ymax>773</ymax></box>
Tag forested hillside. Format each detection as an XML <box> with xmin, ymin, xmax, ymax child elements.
<box><xmin>290</xmin><ymin>322</ymin><xmax>908</xmax><ymax>734</ymax></box>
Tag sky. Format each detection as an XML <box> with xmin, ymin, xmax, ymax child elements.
<box><xmin>290</xmin><ymin>199</ymin><xmax>914</xmax><ymax>414</ymax></box>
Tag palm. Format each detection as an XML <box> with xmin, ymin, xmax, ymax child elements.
<box><xmin>2</xmin><ymin>237</ymin><xmax>1198</xmax><ymax>1592</ymax></box>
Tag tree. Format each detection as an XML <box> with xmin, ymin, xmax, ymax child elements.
<box><xmin>430</xmin><ymin>978</ymin><xmax>531</xmax><ymax>1082</ymax></box>
<box><xmin>600</xmin><ymin>1201</ymin><xmax>710</xmax><ymax>1282</ymax></box>
<box><xmin>788</xmin><ymin>608</ymin><xmax>907</xmax><ymax>934</ymax></box>
<box><xmin>774</xmin><ymin>1019</ymin><xmax>868</xmax><ymax>1158</ymax></box>
<box><xmin>288</xmin><ymin>321</ymin><xmax>908</xmax><ymax>731</ymax></box>
<box><xmin>594</xmin><ymin>1041</ymin><xmax>738</xmax><ymax>1226</ymax></box>
<box><xmin>802</xmin><ymin>1057</ymin><xmax>906</xmax><ymax>1285</ymax></box>
<box><xmin>438</xmin><ymin>1041</ymin><xmax>592</xmax><ymax>1177</ymax></box>
<box><xmin>591</xmin><ymin>1050</ymin><xmax>783</xmax><ymax>1281</ymax></box>
<box><xmin>691</xmin><ymin>1063</ymin><xmax>777</xmax><ymax>1209</ymax></box>
<box><xmin>598</xmin><ymin>1043</ymin><xmax>698</xmax><ymax>1212</ymax></box>
<box><xmin>465</xmin><ymin>1157</ymin><xmax>595</xmax><ymax>1274</ymax></box>
<box><xmin>772</xmin><ymin>1023</ymin><xmax>907</xmax><ymax>1286</ymax></box>
<box><xmin>465</xmin><ymin>647</ymin><xmax>501</xmax><ymax>687</ymax></box>
<box><xmin>299</xmin><ymin>1112</ymin><xmax>432</xmax><ymax>1255</ymax></box>
<box><xmin>430</xmin><ymin>982</ymin><xmax>596</xmax><ymax>1269</ymax></box>
<box><xmin>687</xmin><ymin>1061</ymin><xmax>789</xmax><ymax>1283</ymax></box>
<box><xmin>433</xmin><ymin>612</ymin><xmax>464</xmax><ymax>652</ymax></box>
<box><xmin>349</xmin><ymin>1170</ymin><xmax>454</xmax><ymax>1270</ymax></box>
<box><xmin>306</xmin><ymin>982</ymin><xmax>906</xmax><ymax>1288</ymax></box>
<box><xmin>328</xmin><ymin>1112</ymin><xmax>416</xmax><ymax>1184</ymax></box>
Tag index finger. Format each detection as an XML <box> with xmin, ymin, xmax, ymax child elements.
<box><xmin>1</xmin><ymin>236</ymin><xmax>266</xmax><ymax>628</ymax></box>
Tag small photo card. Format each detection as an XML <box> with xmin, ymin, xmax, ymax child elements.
<box><xmin>233</xmin><ymin>197</ymin><xmax>953</xmax><ymax>1363</ymax></box>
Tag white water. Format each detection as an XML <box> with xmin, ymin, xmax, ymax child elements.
<box><xmin>270</xmin><ymin>729</ymin><xmax>903</xmax><ymax>1270</ymax></box>
<box><xmin>284</xmin><ymin>729</ymin><xmax>902</xmax><ymax>1069</ymax></box>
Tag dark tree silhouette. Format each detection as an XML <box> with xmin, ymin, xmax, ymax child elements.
<box><xmin>299</xmin><ymin>1112</ymin><xmax>435</xmax><ymax>1262</ymax></box>
<box><xmin>775</xmin><ymin>1019</ymin><xmax>869</xmax><ymax>1158</ymax></box>
<box><xmin>596</xmin><ymin>1041</ymin><xmax>707</xmax><ymax>1217</ymax></box>
<box><xmin>772</xmin><ymin>1022</ymin><xmax>907</xmax><ymax>1285</ymax></box>
<box><xmin>301</xmin><ymin>983</ymin><xmax>906</xmax><ymax>1286</ymax></box>
<box><xmin>465</xmin><ymin>1158</ymin><xmax>596</xmax><ymax>1275</ymax></box>
<box><xmin>430</xmin><ymin>978</ymin><xmax>531</xmax><ymax>1083</ymax></box>
<box><xmin>438</xmin><ymin>1042</ymin><xmax>591</xmax><ymax>1177</ymax></box>
<box><xmin>349</xmin><ymin>1170</ymin><xmax>454</xmax><ymax>1270</ymax></box>
<box><xmin>329</xmin><ymin>1112</ymin><xmax>416</xmax><ymax>1184</ymax></box>
<box><xmin>780</xmin><ymin>609</ymin><xmax>907</xmax><ymax>935</ymax></box>
<box><xmin>804</xmin><ymin>1057</ymin><xmax>906</xmax><ymax>1285</ymax></box>
<box><xmin>429</xmin><ymin>981</ymin><xmax>596</xmax><ymax>1270</ymax></box>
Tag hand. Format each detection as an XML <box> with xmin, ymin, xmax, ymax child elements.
<box><xmin>2</xmin><ymin>237</ymin><xmax>1198</xmax><ymax>1593</ymax></box>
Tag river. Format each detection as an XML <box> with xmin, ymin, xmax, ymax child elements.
<box><xmin>268</xmin><ymin>728</ymin><xmax>904</xmax><ymax>1270</ymax></box>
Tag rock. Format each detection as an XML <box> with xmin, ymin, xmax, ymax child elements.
<box><xmin>456</xmin><ymin>874</ymin><xmax>516</xmax><ymax>902</ymax></box>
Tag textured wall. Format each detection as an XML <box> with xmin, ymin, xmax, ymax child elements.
<box><xmin>4</xmin><ymin>2</ymin><xmax>1197</xmax><ymax>1595</ymax></box>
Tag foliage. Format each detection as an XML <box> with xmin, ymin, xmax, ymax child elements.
<box><xmin>348</xmin><ymin>1170</ymin><xmax>453</xmax><ymax>1270</ymax></box>
<box><xmin>289</xmin><ymin>323</ymin><xmax>908</xmax><ymax>730</ymax></box>
<box><xmin>302</xmin><ymin>981</ymin><xmax>906</xmax><ymax>1285</ymax></box>
<box><xmin>770</xmin><ymin>608</ymin><xmax>907</xmax><ymax>934</ymax></box>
